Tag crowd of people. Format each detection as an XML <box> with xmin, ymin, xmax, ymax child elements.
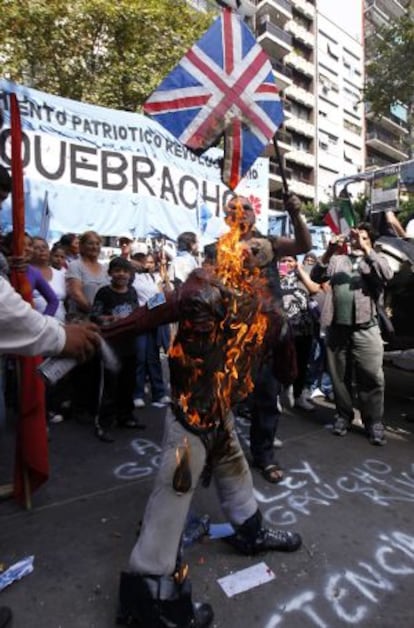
<box><xmin>0</xmin><ymin>154</ymin><xmax>395</xmax><ymax>626</ymax></box>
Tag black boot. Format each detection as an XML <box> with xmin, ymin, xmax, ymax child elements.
<box><xmin>116</xmin><ymin>572</ymin><xmax>213</xmax><ymax>628</ymax></box>
<box><xmin>226</xmin><ymin>510</ymin><xmax>302</xmax><ymax>555</ymax></box>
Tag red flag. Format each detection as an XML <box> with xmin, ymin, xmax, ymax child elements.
<box><xmin>9</xmin><ymin>93</ymin><xmax>49</xmax><ymax>506</ymax></box>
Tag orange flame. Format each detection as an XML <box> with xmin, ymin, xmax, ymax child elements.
<box><xmin>212</xmin><ymin>199</ymin><xmax>268</xmax><ymax>416</ymax></box>
<box><xmin>168</xmin><ymin>198</ymin><xmax>269</xmax><ymax>428</ymax></box>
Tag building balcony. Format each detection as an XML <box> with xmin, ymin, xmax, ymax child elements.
<box><xmin>285</xmin><ymin>19</ymin><xmax>314</xmax><ymax>48</ymax></box>
<box><xmin>269</xmin><ymin>196</ymin><xmax>285</xmax><ymax>211</ymax></box>
<box><xmin>257</xmin><ymin>21</ymin><xmax>293</xmax><ymax>58</ymax></box>
<box><xmin>365</xmin><ymin>154</ymin><xmax>395</xmax><ymax>171</ymax></box>
<box><xmin>255</xmin><ymin>0</ymin><xmax>292</xmax><ymax>23</ymax></box>
<box><xmin>285</xmin><ymin>116</ymin><xmax>315</xmax><ymax>138</ymax></box>
<box><xmin>284</xmin><ymin>51</ymin><xmax>314</xmax><ymax>78</ymax></box>
<box><xmin>269</xmin><ymin>161</ymin><xmax>292</xmax><ymax>191</ymax></box>
<box><xmin>289</xmin><ymin>177</ymin><xmax>315</xmax><ymax>199</ymax></box>
<box><xmin>264</xmin><ymin>130</ymin><xmax>292</xmax><ymax>158</ymax></box>
<box><xmin>285</xmin><ymin>148</ymin><xmax>314</xmax><ymax>168</ymax></box>
<box><xmin>365</xmin><ymin>0</ymin><xmax>406</xmax><ymax>22</ymax></box>
<box><xmin>284</xmin><ymin>83</ymin><xmax>314</xmax><ymax>108</ymax></box>
<box><xmin>365</xmin><ymin>104</ymin><xmax>409</xmax><ymax>136</ymax></box>
<box><xmin>269</xmin><ymin>57</ymin><xmax>293</xmax><ymax>90</ymax></box>
<box><xmin>290</xmin><ymin>0</ymin><xmax>315</xmax><ymax>20</ymax></box>
<box><xmin>366</xmin><ymin>131</ymin><xmax>409</xmax><ymax>161</ymax></box>
<box><xmin>277</xmin><ymin>130</ymin><xmax>293</xmax><ymax>150</ymax></box>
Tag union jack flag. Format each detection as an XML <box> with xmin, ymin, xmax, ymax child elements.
<box><xmin>143</xmin><ymin>9</ymin><xmax>283</xmax><ymax>190</ymax></box>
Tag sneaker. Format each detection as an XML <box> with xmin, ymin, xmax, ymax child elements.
<box><xmin>133</xmin><ymin>398</ymin><xmax>145</xmax><ymax>409</ymax></box>
<box><xmin>368</xmin><ymin>422</ymin><xmax>386</xmax><ymax>446</ymax></box>
<box><xmin>295</xmin><ymin>393</ymin><xmax>315</xmax><ymax>411</ymax></box>
<box><xmin>310</xmin><ymin>387</ymin><xmax>324</xmax><ymax>399</ymax></box>
<box><xmin>332</xmin><ymin>416</ymin><xmax>349</xmax><ymax>437</ymax></box>
<box><xmin>158</xmin><ymin>395</ymin><xmax>171</xmax><ymax>404</ymax></box>
<box><xmin>49</xmin><ymin>413</ymin><xmax>64</xmax><ymax>424</ymax></box>
<box><xmin>273</xmin><ymin>437</ymin><xmax>283</xmax><ymax>448</ymax></box>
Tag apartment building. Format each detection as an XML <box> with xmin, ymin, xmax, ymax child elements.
<box><xmin>187</xmin><ymin>1</ymin><xmax>363</xmax><ymax>209</ymax></box>
<box><xmin>254</xmin><ymin>0</ymin><xmax>316</xmax><ymax>210</ymax></box>
<box><xmin>315</xmin><ymin>4</ymin><xmax>365</xmax><ymax>204</ymax></box>
<box><xmin>364</xmin><ymin>0</ymin><xmax>410</xmax><ymax>171</ymax></box>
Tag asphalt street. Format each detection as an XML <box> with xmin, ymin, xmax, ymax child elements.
<box><xmin>0</xmin><ymin>364</ymin><xmax>413</xmax><ymax>628</ymax></box>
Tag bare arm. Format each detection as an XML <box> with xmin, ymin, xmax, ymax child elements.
<box><xmin>271</xmin><ymin>195</ymin><xmax>312</xmax><ymax>258</ymax></box>
<box><xmin>385</xmin><ymin>211</ymin><xmax>406</xmax><ymax>238</ymax></box>
<box><xmin>296</xmin><ymin>262</ymin><xmax>321</xmax><ymax>295</ymax></box>
<box><xmin>66</xmin><ymin>277</ymin><xmax>91</xmax><ymax>313</ymax></box>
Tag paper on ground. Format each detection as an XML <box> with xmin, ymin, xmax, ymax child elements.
<box><xmin>0</xmin><ymin>556</ymin><xmax>34</xmax><ymax>592</ymax></box>
<box><xmin>217</xmin><ymin>561</ymin><xmax>275</xmax><ymax>597</ymax></box>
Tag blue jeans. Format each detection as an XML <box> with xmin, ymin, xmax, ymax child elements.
<box><xmin>307</xmin><ymin>335</ymin><xmax>333</xmax><ymax>397</ymax></box>
<box><xmin>135</xmin><ymin>331</ymin><xmax>166</xmax><ymax>401</ymax></box>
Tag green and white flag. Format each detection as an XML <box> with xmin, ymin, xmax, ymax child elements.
<box><xmin>323</xmin><ymin>197</ymin><xmax>355</xmax><ymax>235</ymax></box>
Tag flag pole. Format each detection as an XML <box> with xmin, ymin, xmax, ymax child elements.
<box><xmin>10</xmin><ymin>92</ymin><xmax>49</xmax><ymax>509</ymax></box>
<box><xmin>272</xmin><ymin>135</ymin><xmax>289</xmax><ymax>202</ymax></box>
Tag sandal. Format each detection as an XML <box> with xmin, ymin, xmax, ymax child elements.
<box><xmin>260</xmin><ymin>464</ymin><xmax>284</xmax><ymax>484</ymax></box>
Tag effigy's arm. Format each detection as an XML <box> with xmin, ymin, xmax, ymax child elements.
<box><xmin>101</xmin><ymin>291</ymin><xmax>180</xmax><ymax>341</ymax></box>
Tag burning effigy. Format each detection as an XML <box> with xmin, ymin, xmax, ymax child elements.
<box><xmin>106</xmin><ymin>198</ymin><xmax>301</xmax><ymax>628</ymax></box>
<box><xmin>104</xmin><ymin>199</ymin><xmax>280</xmax><ymax>439</ymax></box>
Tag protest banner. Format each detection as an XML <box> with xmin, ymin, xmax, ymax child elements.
<box><xmin>0</xmin><ymin>80</ymin><xmax>269</xmax><ymax>241</ymax></box>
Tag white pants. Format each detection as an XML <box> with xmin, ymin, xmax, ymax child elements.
<box><xmin>129</xmin><ymin>409</ymin><xmax>257</xmax><ymax>575</ymax></box>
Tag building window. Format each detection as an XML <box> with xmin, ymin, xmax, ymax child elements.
<box><xmin>327</xmin><ymin>43</ymin><xmax>339</xmax><ymax>60</ymax></box>
<box><xmin>344</xmin><ymin>119</ymin><xmax>361</xmax><ymax>135</ymax></box>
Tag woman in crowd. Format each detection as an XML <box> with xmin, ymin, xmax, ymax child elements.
<box><xmin>31</xmin><ymin>236</ymin><xmax>71</xmax><ymax>423</ymax></box>
<box><xmin>132</xmin><ymin>252</ymin><xmax>170</xmax><ymax>408</ymax></box>
<box><xmin>58</xmin><ymin>232</ymin><xmax>80</xmax><ymax>267</ymax></box>
<box><xmin>2</xmin><ymin>232</ymin><xmax>59</xmax><ymax>317</ymax></box>
<box><xmin>65</xmin><ymin>231</ymin><xmax>108</xmax><ymax>319</ymax></box>
<box><xmin>65</xmin><ymin>231</ymin><xmax>109</xmax><ymax>423</ymax></box>
<box><xmin>279</xmin><ymin>254</ymin><xmax>321</xmax><ymax>411</ymax></box>
<box><xmin>50</xmin><ymin>243</ymin><xmax>67</xmax><ymax>272</ymax></box>
<box><xmin>31</xmin><ymin>237</ymin><xmax>67</xmax><ymax>323</ymax></box>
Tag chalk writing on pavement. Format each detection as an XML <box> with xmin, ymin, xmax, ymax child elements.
<box><xmin>264</xmin><ymin>529</ymin><xmax>414</xmax><ymax>627</ymax></box>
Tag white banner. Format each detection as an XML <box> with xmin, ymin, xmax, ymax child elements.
<box><xmin>0</xmin><ymin>80</ymin><xmax>269</xmax><ymax>242</ymax></box>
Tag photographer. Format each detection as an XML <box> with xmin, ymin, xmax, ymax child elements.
<box><xmin>311</xmin><ymin>224</ymin><xmax>393</xmax><ymax>445</ymax></box>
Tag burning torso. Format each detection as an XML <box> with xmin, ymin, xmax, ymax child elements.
<box><xmin>169</xmin><ymin>205</ymin><xmax>272</xmax><ymax>432</ymax></box>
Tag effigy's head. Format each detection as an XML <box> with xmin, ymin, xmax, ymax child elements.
<box><xmin>223</xmin><ymin>195</ymin><xmax>256</xmax><ymax>235</ymax></box>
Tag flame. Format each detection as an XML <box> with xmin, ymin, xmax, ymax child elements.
<box><xmin>168</xmin><ymin>198</ymin><xmax>269</xmax><ymax>428</ymax></box>
<box><xmin>175</xmin><ymin>562</ymin><xmax>189</xmax><ymax>583</ymax></box>
<box><xmin>173</xmin><ymin>437</ymin><xmax>192</xmax><ymax>494</ymax></box>
<box><xmin>211</xmin><ymin>199</ymin><xmax>268</xmax><ymax>415</ymax></box>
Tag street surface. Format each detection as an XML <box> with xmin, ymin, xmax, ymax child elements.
<box><xmin>0</xmin><ymin>364</ymin><xmax>413</xmax><ymax>628</ymax></box>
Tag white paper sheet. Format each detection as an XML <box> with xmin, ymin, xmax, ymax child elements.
<box><xmin>217</xmin><ymin>561</ymin><xmax>275</xmax><ymax>597</ymax></box>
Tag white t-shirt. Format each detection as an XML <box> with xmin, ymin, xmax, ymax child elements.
<box><xmin>168</xmin><ymin>252</ymin><xmax>199</xmax><ymax>284</ymax></box>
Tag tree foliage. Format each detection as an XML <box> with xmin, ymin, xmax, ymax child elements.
<box><xmin>364</xmin><ymin>12</ymin><xmax>414</xmax><ymax>155</ymax></box>
<box><xmin>1</xmin><ymin>0</ymin><xmax>214</xmax><ymax>111</ymax></box>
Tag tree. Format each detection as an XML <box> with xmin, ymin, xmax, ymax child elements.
<box><xmin>1</xmin><ymin>0</ymin><xmax>214</xmax><ymax>111</ymax></box>
<box><xmin>364</xmin><ymin>11</ymin><xmax>414</xmax><ymax>158</ymax></box>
